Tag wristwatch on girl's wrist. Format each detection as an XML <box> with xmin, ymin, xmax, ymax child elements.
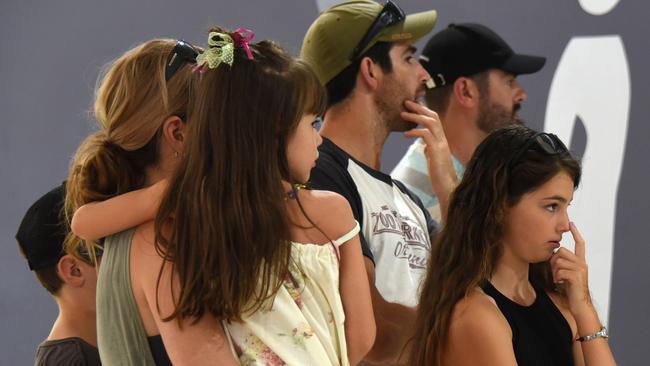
<box><xmin>576</xmin><ymin>326</ymin><xmax>608</xmax><ymax>342</ymax></box>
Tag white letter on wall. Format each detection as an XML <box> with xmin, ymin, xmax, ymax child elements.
<box><xmin>544</xmin><ymin>36</ymin><xmax>630</xmax><ymax>326</ymax></box>
<box><xmin>578</xmin><ymin>0</ymin><xmax>621</xmax><ymax>16</ymax></box>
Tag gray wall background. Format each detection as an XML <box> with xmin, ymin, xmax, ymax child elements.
<box><xmin>2</xmin><ymin>0</ymin><xmax>648</xmax><ymax>364</ymax></box>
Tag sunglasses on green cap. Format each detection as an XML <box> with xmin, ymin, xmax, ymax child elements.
<box><xmin>349</xmin><ymin>1</ymin><xmax>405</xmax><ymax>61</ymax></box>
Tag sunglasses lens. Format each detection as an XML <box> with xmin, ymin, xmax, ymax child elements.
<box><xmin>538</xmin><ymin>134</ymin><xmax>569</xmax><ymax>155</ymax></box>
<box><xmin>509</xmin><ymin>132</ymin><xmax>571</xmax><ymax>169</ymax></box>
<box><xmin>536</xmin><ymin>134</ymin><xmax>557</xmax><ymax>154</ymax></box>
<box><xmin>381</xmin><ymin>2</ymin><xmax>405</xmax><ymax>28</ymax></box>
<box><xmin>166</xmin><ymin>41</ymin><xmax>198</xmax><ymax>81</ymax></box>
<box><xmin>177</xmin><ymin>42</ymin><xmax>198</xmax><ymax>60</ymax></box>
<box><xmin>350</xmin><ymin>1</ymin><xmax>405</xmax><ymax>60</ymax></box>
<box><xmin>553</xmin><ymin>134</ymin><xmax>569</xmax><ymax>152</ymax></box>
<box><xmin>387</xmin><ymin>2</ymin><xmax>405</xmax><ymax>22</ymax></box>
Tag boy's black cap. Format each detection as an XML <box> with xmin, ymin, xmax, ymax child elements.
<box><xmin>420</xmin><ymin>23</ymin><xmax>546</xmax><ymax>88</ymax></box>
<box><xmin>16</xmin><ymin>183</ymin><xmax>67</xmax><ymax>270</ymax></box>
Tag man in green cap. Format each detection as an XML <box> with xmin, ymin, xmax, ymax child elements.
<box><xmin>301</xmin><ymin>1</ymin><xmax>457</xmax><ymax>363</ymax></box>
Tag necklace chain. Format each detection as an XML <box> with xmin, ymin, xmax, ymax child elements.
<box><xmin>287</xmin><ymin>183</ymin><xmax>308</xmax><ymax>199</ymax></box>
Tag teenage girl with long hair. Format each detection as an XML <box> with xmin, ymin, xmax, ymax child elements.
<box><xmin>72</xmin><ymin>28</ymin><xmax>375</xmax><ymax>365</ymax></box>
<box><xmin>408</xmin><ymin>125</ymin><xmax>616</xmax><ymax>365</ymax></box>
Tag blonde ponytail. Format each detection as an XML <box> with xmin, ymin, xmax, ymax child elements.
<box><xmin>64</xmin><ymin>39</ymin><xmax>193</xmax><ymax>261</ymax></box>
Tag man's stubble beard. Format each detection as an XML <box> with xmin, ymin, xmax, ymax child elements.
<box><xmin>476</xmin><ymin>95</ymin><xmax>523</xmax><ymax>134</ymax></box>
<box><xmin>374</xmin><ymin>75</ymin><xmax>418</xmax><ymax>132</ymax></box>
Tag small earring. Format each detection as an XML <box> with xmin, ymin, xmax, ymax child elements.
<box><xmin>174</xmin><ymin>151</ymin><xmax>180</xmax><ymax>158</ymax></box>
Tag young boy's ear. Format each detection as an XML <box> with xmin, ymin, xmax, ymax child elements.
<box><xmin>57</xmin><ymin>255</ymin><xmax>86</xmax><ymax>288</ymax></box>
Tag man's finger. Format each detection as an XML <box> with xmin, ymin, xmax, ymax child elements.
<box><xmin>404</xmin><ymin>128</ymin><xmax>430</xmax><ymax>140</ymax></box>
<box><xmin>400</xmin><ymin>111</ymin><xmax>445</xmax><ymax>139</ymax></box>
<box><xmin>400</xmin><ymin>111</ymin><xmax>434</xmax><ymax>130</ymax></box>
<box><xmin>404</xmin><ymin>99</ymin><xmax>438</xmax><ymax>118</ymax></box>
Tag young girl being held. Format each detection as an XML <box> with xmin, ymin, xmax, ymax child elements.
<box><xmin>73</xmin><ymin>28</ymin><xmax>375</xmax><ymax>365</ymax></box>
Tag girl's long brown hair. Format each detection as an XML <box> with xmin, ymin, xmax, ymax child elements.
<box><xmin>154</xmin><ymin>31</ymin><xmax>327</xmax><ymax>322</ymax></box>
<box><xmin>64</xmin><ymin>39</ymin><xmax>192</xmax><ymax>261</ymax></box>
<box><xmin>409</xmin><ymin>125</ymin><xmax>581</xmax><ymax>365</ymax></box>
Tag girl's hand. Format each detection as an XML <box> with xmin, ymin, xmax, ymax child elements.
<box><xmin>550</xmin><ymin>222</ymin><xmax>593</xmax><ymax>317</ymax></box>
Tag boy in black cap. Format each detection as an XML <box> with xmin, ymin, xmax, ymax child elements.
<box><xmin>392</xmin><ymin>22</ymin><xmax>546</xmax><ymax>223</ymax></box>
<box><xmin>16</xmin><ymin>183</ymin><xmax>101</xmax><ymax>366</ymax></box>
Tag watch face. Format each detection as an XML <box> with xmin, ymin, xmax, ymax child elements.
<box><xmin>599</xmin><ymin>327</ymin><xmax>609</xmax><ymax>338</ymax></box>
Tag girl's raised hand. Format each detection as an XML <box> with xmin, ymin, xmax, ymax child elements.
<box><xmin>550</xmin><ymin>222</ymin><xmax>593</xmax><ymax>316</ymax></box>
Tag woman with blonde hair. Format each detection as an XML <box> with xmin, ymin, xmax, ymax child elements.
<box><xmin>409</xmin><ymin>125</ymin><xmax>616</xmax><ymax>365</ymax></box>
<box><xmin>65</xmin><ymin>38</ymin><xmax>239</xmax><ymax>365</ymax></box>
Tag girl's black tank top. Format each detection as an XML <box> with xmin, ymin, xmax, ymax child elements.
<box><xmin>480</xmin><ymin>281</ymin><xmax>574</xmax><ymax>366</ymax></box>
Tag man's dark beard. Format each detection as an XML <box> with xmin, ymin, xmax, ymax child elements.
<box><xmin>374</xmin><ymin>92</ymin><xmax>417</xmax><ymax>132</ymax></box>
<box><xmin>476</xmin><ymin>99</ymin><xmax>523</xmax><ymax>133</ymax></box>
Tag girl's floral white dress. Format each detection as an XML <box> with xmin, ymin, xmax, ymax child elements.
<box><xmin>226</xmin><ymin>222</ymin><xmax>360</xmax><ymax>366</ymax></box>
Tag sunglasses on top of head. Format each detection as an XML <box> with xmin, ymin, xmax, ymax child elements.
<box><xmin>165</xmin><ymin>40</ymin><xmax>199</xmax><ymax>81</ymax></box>
<box><xmin>508</xmin><ymin>132</ymin><xmax>570</xmax><ymax>168</ymax></box>
<box><xmin>349</xmin><ymin>1</ymin><xmax>405</xmax><ymax>61</ymax></box>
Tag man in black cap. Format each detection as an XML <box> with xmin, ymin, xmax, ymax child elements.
<box><xmin>16</xmin><ymin>183</ymin><xmax>101</xmax><ymax>366</ymax></box>
<box><xmin>392</xmin><ymin>23</ymin><xmax>546</xmax><ymax>223</ymax></box>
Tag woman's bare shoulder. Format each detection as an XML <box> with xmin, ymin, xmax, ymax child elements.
<box><xmin>445</xmin><ymin>288</ymin><xmax>517</xmax><ymax>365</ymax></box>
<box><xmin>130</xmin><ymin>221</ymin><xmax>166</xmax><ymax>266</ymax></box>
<box><xmin>451</xmin><ymin>288</ymin><xmax>508</xmax><ymax>329</ymax></box>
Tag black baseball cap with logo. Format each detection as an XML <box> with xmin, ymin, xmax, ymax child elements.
<box><xmin>420</xmin><ymin>23</ymin><xmax>546</xmax><ymax>88</ymax></box>
<box><xmin>16</xmin><ymin>183</ymin><xmax>67</xmax><ymax>270</ymax></box>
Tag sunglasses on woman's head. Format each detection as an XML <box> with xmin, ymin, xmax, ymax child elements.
<box><xmin>508</xmin><ymin>132</ymin><xmax>569</xmax><ymax>168</ymax></box>
<box><xmin>165</xmin><ymin>40</ymin><xmax>199</xmax><ymax>81</ymax></box>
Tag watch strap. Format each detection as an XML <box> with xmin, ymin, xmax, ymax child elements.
<box><xmin>576</xmin><ymin>326</ymin><xmax>608</xmax><ymax>342</ymax></box>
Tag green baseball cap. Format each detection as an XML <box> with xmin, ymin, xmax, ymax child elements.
<box><xmin>301</xmin><ymin>0</ymin><xmax>438</xmax><ymax>85</ymax></box>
